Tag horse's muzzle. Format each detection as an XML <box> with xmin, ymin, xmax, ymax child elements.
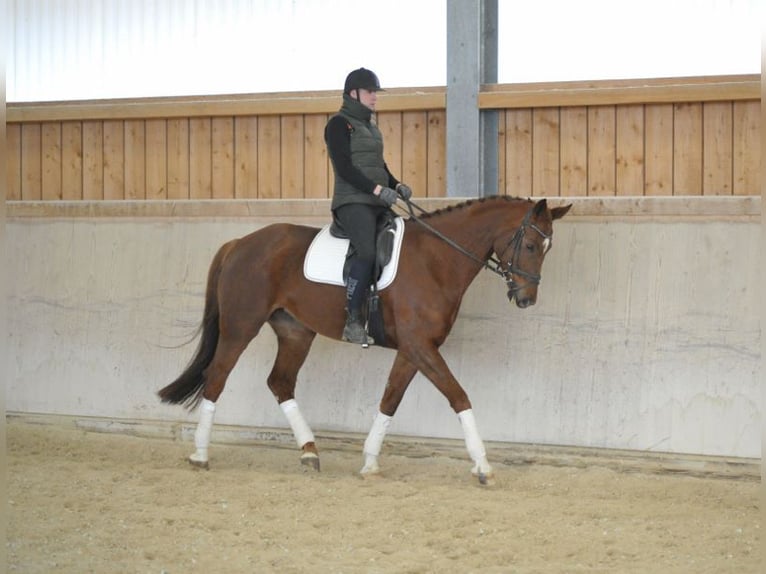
<box><xmin>507</xmin><ymin>286</ymin><xmax>537</xmax><ymax>308</ymax></box>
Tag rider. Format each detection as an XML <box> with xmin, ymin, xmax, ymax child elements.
<box><xmin>324</xmin><ymin>67</ymin><xmax>412</xmax><ymax>346</ymax></box>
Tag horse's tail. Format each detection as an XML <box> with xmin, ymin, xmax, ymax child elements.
<box><xmin>158</xmin><ymin>240</ymin><xmax>236</xmax><ymax>409</ymax></box>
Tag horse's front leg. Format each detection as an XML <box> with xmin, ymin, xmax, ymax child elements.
<box><xmin>360</xmin><ymin>352</ymin><xmax>418</xmax><ymax>478</ymax></box>
<box><xmin>408</xmin><ymin>343</ymin><xmax>494</xmax><ymax>486</ymax></box>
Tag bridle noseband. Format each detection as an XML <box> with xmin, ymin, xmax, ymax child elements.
<box><xmin>398</xmin><ymin>200</ymin><xmax>552</xmax><ymax>293</ymax></box>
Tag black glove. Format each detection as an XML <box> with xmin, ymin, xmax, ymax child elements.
<box><xmin>377</xmin><ymin>186</ymin><xmax>398</xmax><ymax>207</ymax></box>
<box><xmin>397</xmin><ymin>183</ymin><xmax>412</xmax><ymax>201</ymax></box>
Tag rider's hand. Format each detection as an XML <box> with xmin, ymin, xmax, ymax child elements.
<box><xmin>396</xmin><ymin>183</ymin><xmax>412</xmax><ymax>201</ymax></box>
<box><xmin>377</xmin><ymin>186</ymin><xmax>398</xmax><ymax>207</ymax></box>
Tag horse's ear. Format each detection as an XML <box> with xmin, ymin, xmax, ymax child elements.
<box><xmin>533</xmin><ymin>198</ymin><xmax>548</xmax><ymax>217</ymax></box>
<box><xmin>551</xmin><ymin>203</ymin><xmax>572</xmax><ymax>220</ymax></box>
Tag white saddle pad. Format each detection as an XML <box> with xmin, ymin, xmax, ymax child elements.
<box><xmin>303</xmin><ymin>217</ymin><xmax>405</xmax><ymax>290</ymax></box>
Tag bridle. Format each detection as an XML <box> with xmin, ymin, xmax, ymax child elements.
<box><xmin>397</xmin><ymin>199</ymin><xmax>552</xmax><ymax>294</ymax></box>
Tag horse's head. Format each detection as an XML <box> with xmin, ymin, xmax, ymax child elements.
<box><xmin>496</xmin><ymin>199</ymin><xmax>572</xmax><ymax>308</ymax></box>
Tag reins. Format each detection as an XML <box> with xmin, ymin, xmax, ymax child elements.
<box><xmin>394</xmin><ymin>197</ymin><xmax>551</xmax><ymax>290</ymax></box>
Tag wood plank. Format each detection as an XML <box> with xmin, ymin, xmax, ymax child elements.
<box><xmin>234</xmin><ymin>116</ymin><xmax>258</xmax><ymax>199</ymax></box>
<box><xmin>124</xmin><ymin>120</ymin><xmax>146</xmax><ymax>200</ymax></box>
<box><xmin>376</xmin><ymin>112</ymin><xmax>402</xmax><ymax>182</ymax></box>
<box><xmin>82</xmin><ymin>121</ymin><xmax>104</xmax><ymax>200</ymax></box>
<box><xmin>559</xmin><ymin>107</ymin><xmax>587</xmax><ymax>196</ymax></box>
<box><xmin>401</xmin><ymin>111</ymin><xmax>428</xmax><ymax>195</ymax></box>
<box><xmin>41</xmin><ymin>122</ymin><xmax>62</xmax><ymax>200</ymax></box>
<box><xmin>616</xmin><ymin>105</ymin><xmax>645</xmax><ymax>196</ymax></box>
<box><xmin>145</xmin><ymin>119</ymin><xmax>167</xmax><ymax>199</ymax></box>
<box><xmin>303</xmin><ymin>114</ymin><xmax>328</xmax><ymax>199</ymax></box>
<box><xmin>503</xmin><ymin>109</ymin><xmax>532</xmax><ymax>196</ymax></box>
<box><xmin>61</xmin><ymin>122</ymin><xmax>83</xmax><ymax>200</ymax></box>
<box><xmin>7</xmin><ymin>123</ymin><xmax>22</xmax><ymax>200</ymax></box>
<box><xmin>167</xmin><ymin>119</ymin><xmax>190</xmax><ymax>199</ymax></box>
<box><xmin>103</xmin><ymin>120</ymin><xmax>124</xmax><ymax>200</ymax></box>
<box><xmin>587</xmin><ymin>106</ymin><xmax>616</xmax><ymax>196</ymax></box>
<box><xmin>427</xmin><ymin>110</ymin><xmax>446</xmax><ymax>197</ymax></box>
<box><xmin>672</xmin><ymin>103</ymin><xmax>703</xmax><ymax>195</ymax></box>
<box><xmin>644</xmin><ymin>104</ymin><xmax>673</xmax><ymax>196</ymax></box>
<box><xmin>21</xmin><ymin>124</ymin><xmax>42</xmax><ymax>200</ymax></box>
<box><xmin>212</xmin><ymin>117</ymin><xmax>235</xmax><ymax>199</ymax></box>
<box><xmin>280</xmin><ymin>115</ymin><xmax>305</xmax><ymax>199</ymax></box>
<box><xmin>733</xmin><ymin>101</ymin><xmax>760</xmax><ymax>196</ymax></box>
<box><xmin>189</xmin><ymin>118</ymin><xmax>212</xmax><ymax>199</ymax></box>
<box><xmin>702</xmin><ymin>102</ymin><xmax>733</xmax><ymax>196</ymax></box>
<box><xmin>532</xmin><ymin>108</ymin><xmax>560</xmax><ymax>197</ymax></box>
<box><xmin>496</xmin><ymin>111</ymin><xmax>507</xmax><ymax>197</ymax></box>
<box><xmin>257</xmin><ymin>116</ymin><xmax>281</xmax><ymax>199</ymax></box>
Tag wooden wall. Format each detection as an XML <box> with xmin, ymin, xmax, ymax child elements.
<box><xmin>6</xmin><ymin>75</ymin><xmax>760</xmax><ymax>201</ymax></box>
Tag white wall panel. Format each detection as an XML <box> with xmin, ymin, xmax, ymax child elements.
<box><xmin>6</xmin><ymin>214</ymin><xmax>760</xmax><ymax>459</ymax></box>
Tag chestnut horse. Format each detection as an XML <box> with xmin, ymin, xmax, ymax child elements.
<box><xmin>158</xmin><ymin>196</ymin><xmax>571</xmax><ymax>485</ymax></box>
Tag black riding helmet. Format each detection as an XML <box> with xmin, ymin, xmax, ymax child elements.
<box><xmin>344</xmin><ymin>68</ymin><xmax>384</xmax><ymax>94</ymax></box>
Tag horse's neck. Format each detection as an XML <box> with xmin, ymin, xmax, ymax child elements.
<box><xmin>430</xmin><ymin>199</ymin><xmax>527</xmax><ymax>261</ymax></box>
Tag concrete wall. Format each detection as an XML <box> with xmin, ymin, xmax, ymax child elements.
<box><xmin>7</xmin><ymin>199</ymin><xmax>761</xmax><ymax>459</ymax></box>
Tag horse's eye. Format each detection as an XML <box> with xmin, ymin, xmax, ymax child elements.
<box><xmin>525</xmin><ymin>243</ymin><xmax>535</xmax><ymax>252</ymax></box>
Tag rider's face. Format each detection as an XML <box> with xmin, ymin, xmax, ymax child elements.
<box><xmin>353</xmin><ymin>88</ymin><xmax>378</xmax><ymax>111</ymax></box>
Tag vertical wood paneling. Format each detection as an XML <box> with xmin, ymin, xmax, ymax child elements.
<box><xmin>496</xmin><ymin>111</ymin><xmax>507</xmax><ymax>196</ymax></box>
<box><xmin>377</xmin><ymin>112</ymin><xmax>403</xmax><ymax>182</ymax></box>
<box><xmin>41</xmin><ymin>122</ymin><xmax>62</xmax><ymax>200</ymax></box>
<box><xmin>212</xmin><ymin>117</ymin><xmax>235</xmax><ymax>199</ymax></box>
<box><xmin>672</xmin><ymin>103</ymin><xmax>702</xmax><ymax>196</ymax></box>
<box><xmin>257</xmin><ymin>116</ymin><xmax>281</xmax><ymax>198</ymax></box>
<box><xmin>61</xmin><ymin>122</ymin><xmax>83</xmax><ymax>200</ymax></box>
<box><xmin>124</xmin><ymin>120</ymin><xmax>145</xmax><ymax>199</ymax></box>
<box><xmin>21</xmin><ymin>124</ymin><xmax>42</xmax><ymax>200</ymax></box>
<box><xmin>532</xmin><ymin>108</ymin><xmax>559</xmax><ymax>197</ymax></box>
<box><xmin>560</xmin><ymin>107</ymin><xmax>587</xmax><ymax>196</ymax></box>
<box><xmin>82</xmin><ymin>121</ymin><xmax>104</xmax><ymax>200</ymax></box>
<box><xmin>6</xmin><ymin>93</ymin><xmax>760</xmax><ymax>203</ymax></box>
<box><xmin>402</xmin><ymin>111</ymin><xmax>428</xmax><ymax>194</ymax></box>
<box><xmin>504</xmin><ymin>109</ymin><xmax>532</xmax><ymax>196</ymax></box>
<box><xmin>167</xmin><ymin>119</ymin><xmax>190</xmax><ymax>199</ymax></box>
<box><xmin>616</xmin><ymin>105</ymin><xmax>644</xmax><ymax>195</ymax></box>
<box><xmin>103</xmin><ymin>120</ymin><xmax>124</xmax><ymax>200</ymax></box>
<box><xmin>587</xmin><ymin>106</ymin><xmax>616</xmax><ymax>196</ymax></box>
<box><xmin>7</xmin><ymin>124</ymin><xmax>22</xmax><ymax>200</ymax></box>
<box><xmin>145</xmin><ymin>119</ymin><xmax>167</xmax><ymax>199</ymax></box>
<box><xmin>189</xmin><ymin>118</ymin><xmax>212</xmax><ymax>199</ymax></box>
<box><xmin>644</xmin><ymin>104</ymin><xmax>673</xmax><ymax>196</ymax></box>
<box><xmin>303</xmin><ymin>114</ymin><xmax>328</xmax><ymax>199</ymax></box>
<box><xmin>703</xmin><ymin>102</ymin><xmax>733</xmax><ymax>195</ymax></box>
<box><xmin>280</xmin><ymin>115</ymin><xmax>305</xmax><ymax>199</ymax></box>
<box><xmin>733</xmin><ymin>101</ymin><xmax>760</xmax><ymax>196</ymax></box>
<box><xmin>427</xmin><ymin>110</ymin><xmax>446</xmax><ymax>197</ymax></box>
<box><xmin>234</xmin><ymin>116</ymin><xmax>258</xmax><ymax>199</ymax></box>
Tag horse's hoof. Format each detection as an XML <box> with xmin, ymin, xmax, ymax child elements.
<box><xmin>476</xmin><ymin>472</ymin><xmax>495</xmax><ymax>486</ymax></box>
<box><xmin>188</xmin><ymin>457</ymin><xmax>209</xmax><ymax>470</ymax></box>
<box><xmin>301</xmin><ymin>453</ymin><xmax>320</xmax><ymax>472</ymax></box>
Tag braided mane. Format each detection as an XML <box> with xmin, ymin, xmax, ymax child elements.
<box><xmin>415</xmin><ymin>195</ymin><xmax>532</xmax><ymax>220</ymax></box>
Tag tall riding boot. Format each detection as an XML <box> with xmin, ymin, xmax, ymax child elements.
<box><xmin>343</xmin><ymin>274</ymin><xmax>374</xmax><ymax>346</ymax></box>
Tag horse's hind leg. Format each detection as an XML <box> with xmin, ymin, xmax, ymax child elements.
<box><xmin>267</xmin><ymin>311</ymin><xmax>320</xmax><ymax>471</ymax></box>
<box><xmin>188</xmin><ymin>320</ymin><xmax>264</xmax><ymax>469</ymax></box>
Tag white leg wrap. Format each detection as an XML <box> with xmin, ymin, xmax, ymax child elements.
<box><xmin>280</xmin><ymin>399</ymin><xmax>315</xmax><ymax>448</ymax></box>
<box><xmin>361</xmin><ymin>411</ymin><xmax>392</xmax><ymax>475</ymax></box>
<box><xmin>458</xmin><ymin>408</ymin><xmax>492</xmax><ymax>475</ymax></box>
<box><xmin>190</xmin><ymin>398</ymin><xmax>216</xmax><ymax>464</ymax></box>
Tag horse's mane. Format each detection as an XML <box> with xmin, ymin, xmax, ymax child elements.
<box><xmin>415</xmin><ymin>195</ymin><xmax>532</xmax><ymax>220</ymax></box>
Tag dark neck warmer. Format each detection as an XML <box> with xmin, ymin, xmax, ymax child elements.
<box><xmin>340</xmin><ymin>93</ymin><xmax>372</xmax><ymax>122</ymax></box>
